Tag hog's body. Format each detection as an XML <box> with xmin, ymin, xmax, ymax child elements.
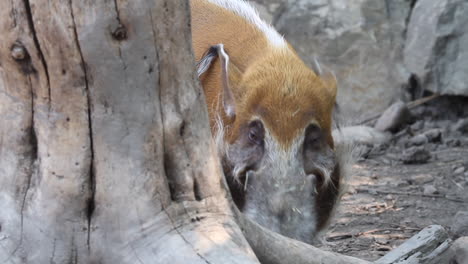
<box><xmin>190</xmin><ymin>0</ymin><xmax>346</xmax><ymax>244</ymax></box>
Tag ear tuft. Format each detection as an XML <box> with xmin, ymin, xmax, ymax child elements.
<box><xmin>214</xmin><ymin>44</ymin><xmax>237</xmax><ymax>119</ymax></box>
<box><xmin>196</xmin><ymin>47</ymin><xmax>217</xmax><ymax>77</ymax></box>
<box><xmin>196</xmin><ymin>44</ymin><xmax>237</xmax><ymax>119</ymax></box>
<box><xmin>311</xmin><ymin>56</ymin><xmax>323</xmax><ymax>76</ymax></box>
<box><xmin>310</xmin><ymin>56</ymin><xmax>337</xmax><ymax>99</ymax></box>
<box><xmin>322</xmin><ymin>69</ymin><xmax>337</xmax><ymax>99</ymax></box>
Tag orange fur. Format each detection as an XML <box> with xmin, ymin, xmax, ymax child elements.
<box><xmin>190</xmin><ymin>0</ymin><xmax>337</xmax><ymax>149</ymax></box>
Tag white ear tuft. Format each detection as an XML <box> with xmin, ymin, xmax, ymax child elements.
<box><xmin>311</xmin><ymin>56</ymin><xmax>323</xmax><ymax>76</ymax></box>
<box><xmin>196</xmin><ymin>44</ymin><xmax>237</xmax><ymax>119</ymax></box>
<box><xmin>310</xmin><ymin>56</ymin><xmax>337</xmax><ymax>98</ymax></box>
<box><xmin>214</xmin><ymin>44</ymin><xmax>236</xmax><ymax>119</ymax></box>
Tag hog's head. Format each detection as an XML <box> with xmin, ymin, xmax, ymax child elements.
<box><xmin>199</xmin><ymin>45</ymin><xmax>346</xmax><ymax>244</ymax></box>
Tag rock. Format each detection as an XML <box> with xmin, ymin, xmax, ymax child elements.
<box><xmin>397</xmin><ymin>181</ymin><xmax>410</xmax><ymax>187</ymax></box>
<box><xmin>451</xmin><ymin>211</ymin><xmax>468</xmax><ymax>238</ymax></box>
<box><xmin>446</xmin><ymin>237</ymin><xmax>468</xmax><ymax>264</ymax></box>
<box><xmin>432</xmin><ymin>237</ymin><xmax>468</xmax><ymax>264</ymax></box>
<box><xmin>401</xmin><ymin>146</ymin><xmax>431</xmax><ymax>164</ymax></box>
<box><xmin>251</xmin><ymin>0</ymin><xmax>412</xmax><ymax>119</ymax></box>
<box><xmin>423</xmin><ymin>185</ymin><xmax>438</xmax><ymax>195</ymax></box>
<box><xmin>356</xmin><ymin>144</ymin><xmax>373</xmax><ymax>159</ymax></box>
<box><xmin>375</xmin><ymin>237</ymin><xmax>389</xmax><ymax>245</ymax></box>
<box><xmin>454</xmin><ymin>167</ymin><xmax>466</xmax><ymax>175</ymax></box>
<box><xmin>380</xmin><ymin>157</ymin><xmax>391</xmax><ymax>165</ymax></box>
<box><xmin>373</xmin><ymin>143</ymin><xmax>390</xmax><ymax>154</ymax></box>
<box><xmin>333</xmin><ymin>126</ymin><xmax>391</xmax><ymax>146</ymax></box>
<box><xmin>359</xmin><ymin>143</ymin><xmax>391</xmax><ymax>160</ymax></box>
<box><xmin>404</xmin><ymin>0</ymin><xmax>468</xmax><ymax>96</ymax></box>
<box><xmin>406</xmin><ymin>134</ymin><xmax>428</xmax><ymax>146</ymax></box>
<box><xmin>374</xmin><ymin>101</ymin><xmax>412</xmax><ymax>132</ymax></box>
<box><xmin>410</xmin><ymin>174</ymin><xmax>434</xmax><ymax>185</ymax></box>
<box><xmin>445</xmin><ymin>137</ymin><xmax>461</xmax><ymax>147</ymax></box>
<box><xmin>453</xmin><ymin>118</ymin><xmax>468</xmax><ymax>134</ymax></box>
<box><xmin>423</xmin><ymin>129</ymin><xmax>442</xmax><ymax>143</ymax></box>
<box><xmin>423</xmin><ymin>121</ymin><xmax>438</xmax><ymax>130</ymax></box>
<box><xmin>410</xmin><ymin>120</ymin><xmax>424</xmax><ymax>132</ymax></box>
<box><xmin>435</xmin><ymin>120</ymin><xmax>452</xmax><ymax>132</ymax></box>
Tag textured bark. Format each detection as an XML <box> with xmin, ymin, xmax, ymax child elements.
<box><xmin>0</xmin><ymin>0</ymin><xmax>257</xmax><ymax>263</ymax></box>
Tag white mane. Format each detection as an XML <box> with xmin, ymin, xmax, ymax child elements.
<box><xmin>206</xmin><ymin>0</ymin><xmax>286</xmax><ymax>47</ymax></box>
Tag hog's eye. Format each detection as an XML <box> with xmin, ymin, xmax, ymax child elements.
<box><xmin>248</xmin><ymin>120</ymin><xmax>265</xmax><ymax>146</ymax></box>
<box><xmin>304</xmin><ymin>123</ymin><xmax>322</xmax><ymax>149</ymax></box>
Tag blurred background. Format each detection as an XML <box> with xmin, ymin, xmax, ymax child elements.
<box><xmin>248</xmin><ymin>0</ymin><xmax>467</xmax><ymax>122</ymax></box>
<box><xmin>245</xmin><ymin>0</ymin><xmax>468</xmax><ymax>261</ymax></box>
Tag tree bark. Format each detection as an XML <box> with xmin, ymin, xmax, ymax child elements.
<box><xmin>0</xmin><ymin>0</ymin><xmax>257</xmax><ymax>263</ymax></box>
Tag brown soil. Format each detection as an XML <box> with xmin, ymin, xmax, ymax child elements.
<box><xmin>318</xmin><ymin>98</ymin><xmax>468</xmax><ymax>261</ymax></box>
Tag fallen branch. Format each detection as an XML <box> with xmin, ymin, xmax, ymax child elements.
<box><xmin>326</xmin><ymin>227</ymin><xmax>418</xmax><ymax>242</ymax></box>
<box><xmin>406</xmin><ymin>94</ymin><xmax>441</xmax><ymax>109</ymax></box>
<box><xmin>359</xmin><ymin>228</ymin><xmax>411</xmax><ymax>236</ymax></box>
<box><xmin>376</xmin><ymin>225</ymin><xmax>451</xmax><ymax>264</ymax></box>
<box><xmin>358</xmin><ymin>94</ymin><xmax>440</xmax><ymax>125</ymax></box>
<box><xmin>380</xmin><ymin>223</ymin><xmax>421</xmax><ymax>231</ymax></box>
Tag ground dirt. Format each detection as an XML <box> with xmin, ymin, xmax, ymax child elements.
<box><xmin>317</xmin><ymin>96</ymin><xmax>468</xmax><ymax>261</ymax></box>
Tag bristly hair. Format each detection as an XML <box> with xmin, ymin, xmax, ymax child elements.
<box><xmin>212</xmin><ymin>114</ymin><xmax>245</xmax><ymax>187</ymax></box>
<box><xmin>314</xmin><ymin>129</ymin><xmax>357</xmax><ymax>242</ymax></box>
<box><xmin>206</xmin><ymin>0</ymin><xmax>286</xmax><ymax>47</ymax></box>
<box><xmin>196</xmin><ymin>46</ymin><xmax>218</xmax><ymax>77</ymax></box>
<box><xmin>332</xmin><ymin>102</ymin><xmax>342</xmax><ymax>130</ymax></box>
<box><xmin>213</xmin><ymin>114</ymin><xmax>227</xmax><ymax>156</ymax></box>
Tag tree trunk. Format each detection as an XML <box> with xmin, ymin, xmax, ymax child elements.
<box><xmin>0</xmin><ymin>0</ymin><xmax>258</xmax><ymax>263</ymax></box>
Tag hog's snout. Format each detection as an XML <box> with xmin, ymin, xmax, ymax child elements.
<box><xmin>222</xmin><ymin>118</ymin><xmax>341</xmax><ymax>244</ymax></box>
<box><xmin>243</xmin><ymin>168</ymin><xmax>321</xmax><ymax>244</ymax></box>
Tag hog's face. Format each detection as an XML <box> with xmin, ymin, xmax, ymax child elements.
<box><xmin>221</xmin><ymin>54</ymin><xmax>340</xmax><ymax>244</ymax></box>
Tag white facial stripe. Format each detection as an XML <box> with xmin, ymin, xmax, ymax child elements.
<box><xmin>255</xmin><ymin>129</ymin><xmax>305</xmax><ymax>190</ymax></box>
<box><xmin>264</xmin><ymin>130</ymin><xmax>302</xmax><ymax>167</ymax></box>
<box><xmin>243</xmin><ymin>129</ymin><xmax>319</xmax><ymax>240</ymax></box>
<box><xmin>206</xmin><ymin>0</ymin><xmax>286</xmax><ymax>47</ymax></box>
<box><xmin>261</xmin><ymin>126</ymin><xmax>333</xmax><ymax>185</ymax></box>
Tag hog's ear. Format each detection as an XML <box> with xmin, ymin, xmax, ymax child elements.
<box><xmin>323</xmin><ymin>69</ymin><xmax>337</xmax><ymax>100</ymax></box>
<box><xmin>196</xmin><ymin>44</ymin><xmax>237</xmax><ymax>119</ymax></box>
<box><xmin>215</xmin><ymin>44</ymin><xmax>237</xmax><ymax>119</ymax></box>
<box><xmin>311</xmin><ymin>56</ymin><xmax>323</xmax><ymax>76</ymax></box>
<box><xmin>311</xmin><ymin>56</ymin><xmax>337</xmax><ymax>100</ymax></box>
